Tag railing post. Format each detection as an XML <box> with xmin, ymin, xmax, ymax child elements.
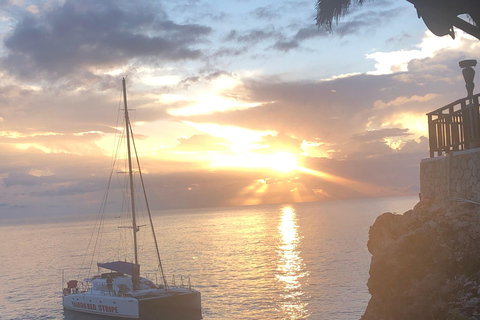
<box><xmin>445</xmin><ymin>107</ymin><xmax>452</xmax><ymax>151</ymax></box>
<box><xmin>428</xmin><ymin>113</ymin><xmax>435</xmax><ymax>158</ymax></box>
<box><xmin>437</xmin><ymin>111</ymin><xmax>444</xmax><ymax>156</ymax></box>
<box><xmin>461</xmin><ymin>100</ymin><xmax>471</xmax><ymax>150</ymax></box>
<box><xmin>451</xmin><ymin>108</ymin><xmax>459</xmax><ymax>151</ymax></box>
<box><xmin>470</xmin><ymin>96</ymin><xmax>480</xmax><ymax>148</ymax></box>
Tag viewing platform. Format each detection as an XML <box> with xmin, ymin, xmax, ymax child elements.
<box><xmin>427</xmin><ymin>93</ymin><xmax>480</xmax><ymax>158</ymax></box>
<box><xmin>421</xmin><ymin>60</ymin><xmax>480</xmax><ymax>204</ymax></box>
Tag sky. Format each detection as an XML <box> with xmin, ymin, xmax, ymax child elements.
<box><xmin>1</xmin><ymin>0</ymin><xmax>479</xmax><ymax>218</ymax></box>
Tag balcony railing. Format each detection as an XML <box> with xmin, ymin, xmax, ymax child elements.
<box><xmin>427</xmin><ymin>93</ymin><xmax>480</xmax><ymax>157</ymax></box>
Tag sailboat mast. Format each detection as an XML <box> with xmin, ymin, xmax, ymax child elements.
<box><xmin>122</xmin><ymin>77</ymin><xmax>139</xmax><ymax>268</ymax></box>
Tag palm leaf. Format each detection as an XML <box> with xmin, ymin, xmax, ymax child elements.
<box><xmin>315</xmin><ymin>0</ymin><xmax>366</xmax><ymax>31</ymax></box>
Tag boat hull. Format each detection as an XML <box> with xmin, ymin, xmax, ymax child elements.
<box><xmin>63</xmin><ymin>294</ymin><xmax>139</xmax><ymax>318</ymax></box>
<box><xmin>138</xmin><ymin>290</ymin><xmax>201</xmax><ymax>319</ymax></box>
<box><xmin>63</xmin><ymin>289</ymin><xmax>201</xmax><ymax>320</ymax></box>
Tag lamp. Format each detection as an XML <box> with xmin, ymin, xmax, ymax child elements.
<box><xmin>459</xmin><ymin>59</ymin><xmax>477</xmax><ymax>97</ymax></box>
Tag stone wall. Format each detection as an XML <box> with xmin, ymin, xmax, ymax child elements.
<box><xmin>420</xmin><ymin>148</ymin><xmax>480</xmax><ymax>202</ymax></box>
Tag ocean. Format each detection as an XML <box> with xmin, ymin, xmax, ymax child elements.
<box><xmin>0</xmin><ymin>196</ymin><xmax>418</xmax><ymax>320</ymax></box>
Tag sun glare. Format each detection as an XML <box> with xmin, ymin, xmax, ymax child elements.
<box><xmin>212</xmin><ymin>151</ymin><xmax>299</xmax><ymax>173</ymax></box>
<box><xmin>270</xmin><ymin>152</ymin><xmax>299</xmax><ymax>172</ymax></box>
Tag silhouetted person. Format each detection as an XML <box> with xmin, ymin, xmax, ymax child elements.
<box><xmin>106</xmin><ymin>274</ymin><xmax>113</xmax><ymax>294</ymax></box>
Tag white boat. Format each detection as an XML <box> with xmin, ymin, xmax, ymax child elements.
<box><xmin>62</xmin><ymin>78</ymin><xmax>201</xmax><ymax>319</ymax></box>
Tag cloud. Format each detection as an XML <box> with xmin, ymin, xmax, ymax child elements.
<box><xmin>225</xmin><ymin>24</ymin><xmax>328</xmax><ymax>54</ymax></box>
<box><xmin>0</xmin><ymin>0</ymin><xmax>22</xmax><ymax>8</ymax></box>
<box><xmin>250</xmin><ymin>6</ymin><xmax>281</xmax><ymax>21</ymax></box>
<box><xmin>327</xmin><ymin>1</ymin><xmax>410</xmax><ymax>37</ymax></box>
<box><xmin>0</xmin><ymin>80</ymin><xmax>173</xmax><ymax>142</ymax></box>
<box><xmin>172</xmin><ymin>134</ymin><xmax>230</xmax><ymax>152</ymax></box>
<box><xmin>3</xmin><ymin>172</ymin><xmax>43</xmax><ymax>187</ymax></box>
<box><xmin>182</xmin><ymin>74</ymin><xmax>398</xmax><ymax>148</ymax></box>
<box><xmin>256</xmin><ymin>132</ymin><xmax>304</xmax><ymax>155</ymax></box>
<box><xmin>212</xmin><ymin>46</ymin><xmax>248</xmax><ymax>58</ymax></box>
<box><xmin>272</xmin><ymin>40</ymin><xmax>299</xmax><ymax>52</ymax></box>
<box><xmin>2</xmin><ymin>0</ymin><xmax>211</xmax><ymax>81</ymax></box>
<box><xmin>351</xmin><ymin>128</ymin><xmax>412</xmax><ymax>142</ymax></box>
<box><xmin>177</xmin><ymin>71</ymin><xmax>233</xmax><ymax>89</ymax></box>
<box><xmin>179</xmin><ymin>38</ymin><xmax>474</xmax><ymax>160</ymax></box>
<box><xmin>271</xmin><ymin>26</ymin><xmax>328</xmax><ymax>52</ymax></box>
<box><xmin>372</xmin><ymin>94</ymin><xmax>439</xmax><ymax>110</ymax></box>
<box><xmin>368</xmin><ymin>31</ymin><xmax>480</xmax><ymax>76</ymax></box>
<box><xmin>225</xmin><ymin>28</ymin><xmax>280</xmax><ymax>45</ymax></box>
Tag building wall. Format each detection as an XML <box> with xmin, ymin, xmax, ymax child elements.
<box><xmin>420</xmin><ymin>149</ymin><xmax>480</xmax><ymax>202</ymax></box>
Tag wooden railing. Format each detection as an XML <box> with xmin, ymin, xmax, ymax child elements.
<box><xmin>427</xmin><ymin>93</ymin><xmax>480</xmax><ymax>157</ymax></box>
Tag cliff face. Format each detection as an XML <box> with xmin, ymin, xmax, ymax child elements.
<box><xmin>361</xmin><ymin>200</ymin><xmax>480</xmax><ymax>320</ymax></box>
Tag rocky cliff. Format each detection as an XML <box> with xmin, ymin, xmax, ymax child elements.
<box><xmin>361</xmin><ymin>199</ymin><xmax>480</xmax><ymax>320</ymax></box>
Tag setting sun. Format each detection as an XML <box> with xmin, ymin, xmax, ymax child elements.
<box><xmin>270</xmin><ymin>152</ymin><xmax>299</xmax><ymax>172</ymax></box>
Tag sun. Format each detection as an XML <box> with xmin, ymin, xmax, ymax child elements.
<box><xmin>270</xmin><ymin>152</ymin><xmax>299</xmax><ymax>172</ymax></box>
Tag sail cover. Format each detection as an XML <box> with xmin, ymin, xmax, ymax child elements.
<box><xmin>97</xmin><ymin>261</ymin><xmax>137</xmax><ymax>275</ymax></box>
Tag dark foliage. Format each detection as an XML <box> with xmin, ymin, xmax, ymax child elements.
<box><xmin>315</xmin><ymin>0</ymin><xmax>480</xmax><ymax>40</ymax></box>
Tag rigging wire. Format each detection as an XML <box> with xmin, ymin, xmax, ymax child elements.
<box><xmin>77</xmin><ymin>82</ymin><xmax>127</xmax><ymax>280</ymax></box>
<box><xmin>129</xmin><ymin>120</ymin><xmax>169</xmax><ymax>289</ymax></box>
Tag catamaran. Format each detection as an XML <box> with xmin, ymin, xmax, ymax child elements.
<box><xmin>62</xmin><ymin>78</ymin><xmax>201</xmax><ymax>319</ymax></box>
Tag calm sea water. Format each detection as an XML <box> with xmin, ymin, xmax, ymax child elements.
<box><xmin>0</xmin><ymin>196</ymin><xmax>418</xmax><ymax>320</ymax></box>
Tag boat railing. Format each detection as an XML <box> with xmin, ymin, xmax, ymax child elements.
<box><xmin>169</xmin><ymin>274</ymin><xmax>194</xmax><ymax>290</ymax></box>
<box><xmin>63</xmin><ymin>280</ymin><xmax>90</xmax><ymax>296</ymax></box>
<box><xmin>143</xmin><ymin>272</ymin><xmax>196</xmax><ymax>290</ymax></box>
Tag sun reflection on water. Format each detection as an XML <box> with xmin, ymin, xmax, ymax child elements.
<box><xmin>277</xmin><ymin>206</ymin><xmax>310</xmax><ymax>319</ymax></box>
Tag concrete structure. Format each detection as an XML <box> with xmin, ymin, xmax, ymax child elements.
<box><xmin>420</xmin><ymin>148</ymin><xmax>480</xmax><ymax>203</ymax></box>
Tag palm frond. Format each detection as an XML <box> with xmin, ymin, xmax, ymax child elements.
<box><xmin>315</xmin><ymin>0</ymin><xmax>365</xmax><ymax>31</ymax></box>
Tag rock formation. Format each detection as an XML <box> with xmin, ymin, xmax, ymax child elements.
<box><xmin>361</xmin><ymin>199</ymin><xmax>480</xmax><ymax>320</ymax></box>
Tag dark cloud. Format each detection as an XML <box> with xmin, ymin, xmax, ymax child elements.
<box><xmin>205</xmin><ymin>71</ymin><xmax>232</xmax><ymax>80</ymax></box>
<box><xmin>30</xmin><ymin>179</ymin><xmax>103</xmax><ymax>197</ymax></box>
<box><xmin>401</xmin><ymin>136</ymin><xmax>429</xmax><ymax>154</ymax></box>
<box><xmin>333</xmin><ymin>6</ymin><xmax>408</xmax><ymax>37</ymax></box>
<box><xmin>294</xmin><ymin>26</ymin><xmax>327</xmax><ymax>41</ymax></box>
<box><xmin>177</xmin><ymin>71</ymin><xmax>233</xmax><ymax>88</ymax></box>
<box><xmin>219</xmin><ymin>1</ymin><xmax>328</xmax><ymax>54</ymax></box>
<box><xmin>386</xmin><ymin>32</ymin><xmax>413</xmax><ymax>46</ymax></box>
<box><xmin>251</xmin><ymin>6</ymin><xmax>281</xmax><ymax>20</ymax></box>
<box><xmin>334</xmin><ymin>20</ymin><xmax>371</xmax><ymax>37</ymax></box>
<box><xmin>227</xmin><ymin>25</ymin><xmax>327</xmax><ymax>53</ymax></box>
<box><xmin>352</xmin><ymin>128</ymin><xmax>412</xmax><ymax>141</ymax></box>
<box><xmin>272</xmin><ymin>39</ymin><xmax>299</xmax><ymax>52</ymax></box>
<box><xmin>178</xmin><ymin>76</ymin><xmax>201</xmax><ymax>88</ymax></box>
<box><xmin>3</xmin><ymin>172</ymin><xmax>44</xmax><ymax>187</ymax></box>
<box><xmin>271</xmin><ymin>3</ymin><xmax>404</xmax><ymax>51</ymax></box>
<box><xmin>272</xmin><ymin>26</ymin><xmax>328</xmax><ymax>51</ymax></box>
<box><xmin>226</xmin><ymin>28</ymin><xmax>280</xmax><ymax>45</ymax></box>
<box><xmin>303</xmin><ymin>147</ymin><xmax>425</xmax><ymax>196</ymax></box>
<box><xmin>212</xmin><ymin>46</ymin><xmax>248</xmax><ymax>58</ymax></box>
<box><xmin>2</xmin><ymin>0</ymin><xmax>211</xmax><ymax>81</ymax></box>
